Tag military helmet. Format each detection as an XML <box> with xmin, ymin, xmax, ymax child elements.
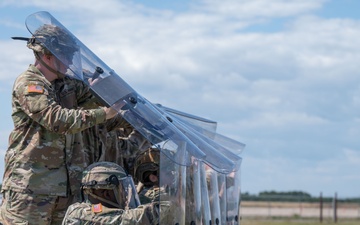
<box><xmin>81</xmin><ymin>161</ymin><xmax>140</xmax><ymax>209</ymax></box>
<box><xmin>134</xmin><ymin>148</ymin><xmax>160</xmax><ymax>185</ymax></box>
<box><xmin>82</xmin><ymin>161</ymin><xmax>127</xmax><ymax>190</ymax></box>
<box><xmin>27</xmin><ymin>24</ymin><xmax>78</xmax><ymax>62</ymax></box>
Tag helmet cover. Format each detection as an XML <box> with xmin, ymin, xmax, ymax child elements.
<box><xmin>27</xmin><ymin>24</ymin><xmax>79</xmax><ymax>64</ymax></box>
<box><xmin>82</xmin><ymin>161</ymin><xmax>127</xmax><ymax>190</ymax></box>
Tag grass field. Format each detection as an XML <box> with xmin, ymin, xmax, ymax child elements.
<box><xmin>240</xmin><ymin>201</ymin><xmax>360</xmax><ymax>224</ymax></box>
<box><xmin>241</xmin><ymin>218</ymin><xmax>360</xmax><ymax>225</ymax></box>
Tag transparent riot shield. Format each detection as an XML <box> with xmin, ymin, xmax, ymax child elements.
<box><xmin>158</xmin><ymin>147</ymin><xmax>187</xmax><ymax>224</ymax></box>
<box><xmin>156</xmin><ymin>104</ymin><xmax>218</xmax><ymax>133</ymax></box>
<box><xmin>154</xmin><ymin>103</ymin><xmax>245</xmax><ymax>174</ymax></box>
<box><xmin>226</xmin><ymin>162</ymin><xmax>242</xmax><ymax>225</ymax></box>
<box><xmin>23</xmin><ymin>11</ymin><xmax>245</xmax><ymax>224</ymax></box>
<box><xmin>158</xmin><ymin>149</ymin><xmax>243</xmax><ymax>225</ymax></box>
<box><xmin>25</xmin><ymin>11</ymin><xmax>207</xmax><ymax>167</ymax></box>
<box><xmin>25</xmin><ymin>10</ymin><xmax>245</xmax><ymax>172</ymax></box>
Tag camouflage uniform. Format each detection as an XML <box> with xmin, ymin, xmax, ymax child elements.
<box><xmin>62</xmin><ymin>202</ymin><xmax>160</xmax><ymax>225</ymax></box>
<box><xmin>0</xmin><ymin>65</ymin><xmax>109</xmax><ymax>225</ymax></box>
<box><xmin>79</xmin><ymin>91</ymin><xmax>149</xmax><ymax>170</ymax></box>
<box><xmin>97</xmin><ymin>126</ymin><xmax>151</xmax><ymax>175</ymax></box>
<box><xmin>62</xmin><ymin>161</ymin><xmax>168</xmax><ymax>225</ymax></box>
<box><xmin>81</xmin><ymin>114</ymin><xmax>134</xmax><ymax>165</ymax></box>
<box><xmin>138</xmin><ymin>186</ymin><xmax>161</xmax><ymax>204</ymax></box>
<box><xmin>54</xmin><ymin>76</ymin><xmax>132</xmax><ymax>165</ymax></box>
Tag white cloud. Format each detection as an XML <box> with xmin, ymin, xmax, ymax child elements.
<box><xmin>195</xmin><ymin>0</ymin><xmax>327</xmax><ymax>18</ymax></box>
<box><xmin>241</xmin><ymin>112</ymin><xmax>328</xmax><ymax>128</ymax></box>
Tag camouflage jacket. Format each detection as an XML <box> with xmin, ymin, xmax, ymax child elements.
<box><xmin>1</xmin><ymin>65</ymin><xmax>108</xmax><ymax>196</ymax></box>
<box><xmin>138</xmin><ymin>186</ymin><xmax>161</xmax><ymax>204</ymax></box>
<box><xmin>99</xmin><ymin>128</ymin><xmax>151</xmax><ymax>174</ymax></box>
<box><xmin>62</xmin><ymin>202</ymin><xmax>160</xmax><ymax>225</ymax></box>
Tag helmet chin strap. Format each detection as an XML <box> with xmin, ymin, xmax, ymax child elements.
<box><xmin>35</xmin><ymin>52</ymin><xmax>67</xmax><ymax>79</ymax></box>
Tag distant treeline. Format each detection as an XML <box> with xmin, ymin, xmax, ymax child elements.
<box><xmin>0</xmin><ymin>183</ymin><xmax>358</xmax><ymax>203</ymax></box>
<box><xmin>241</xmin><ymin>191</ymin><xmax>360</xmax><ymax>203</ymax></box>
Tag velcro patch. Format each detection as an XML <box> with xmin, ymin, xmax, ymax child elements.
<box><xmin>28</xmin><ymin>84</ymin><xmax>44</xmax><ymax>94</ymax></box>
<box><xmin>92</xmin><ymin>203</ymin><xmax>103</xmax><ymax>213</ymax></box>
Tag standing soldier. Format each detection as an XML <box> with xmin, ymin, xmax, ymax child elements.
<box><xmin>0</xmin><ymin>24</ymin><xmax>119</xmax><ymax>225</ymax></box>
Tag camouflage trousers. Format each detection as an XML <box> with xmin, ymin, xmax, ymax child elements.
<box><xmin>0</xmin><ymin>190</ymin><xmax>76</xmax><ymax>225</ymax></box>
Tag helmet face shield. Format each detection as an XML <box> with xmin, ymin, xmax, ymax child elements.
<box><xmin>95</xmin><ymin>174</ymin><xmax>140</xmax><ymax>209</ymax></box>
<box><xmin>121</xmin><ymin>175</ymin><xmax>141</xmax><ymax>209</ymax></box>
<box><xmin>81</xmin><ymin>162</ymin><xmax>140</xmax><ymax>209</ymax></box>
<box><xmin>49</xmin><ymin>38</ymin><xmax>81</xmax><ymax>71</ymax></box>
<box><xmin>25</xmin><ymin>11</ymin><xmax>83</xmax><ymax>79</ymax></box>
<box><xmin>41</xmin><ymin>34</ymin><xmax>78</xmax><ymax>62</ymax></box>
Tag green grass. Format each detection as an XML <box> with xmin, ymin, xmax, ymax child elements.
<box><xmin>240</xmin><ymin>218</ymin><xmax>360</xmax><ymax>225</ymax></box>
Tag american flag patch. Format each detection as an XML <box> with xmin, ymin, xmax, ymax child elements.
<box><xmin>27</xmin><ymin>84</ymin><xmax>44</xmax><ymax>94</ymax></box>
<box><xmin>92</xmin><ymin>203</ymin><xmax>103</xmax><ymax>213</ymax></box>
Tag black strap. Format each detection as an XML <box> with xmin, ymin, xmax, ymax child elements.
<box><xmin>11</xmin><ymin>37</ymin><xmax>30</xmax><ymax>41</ymax></box>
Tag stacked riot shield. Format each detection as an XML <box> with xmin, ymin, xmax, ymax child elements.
<box><xmin>25</xmin><ymin>11</ymin><xmax>246</xmax><ymax>225</ymax></box>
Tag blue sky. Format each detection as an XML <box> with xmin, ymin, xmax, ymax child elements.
<box><xmin>1</xmin><ymin>0</ymin><xmax>360</xmax><ymax>198</ymax></box>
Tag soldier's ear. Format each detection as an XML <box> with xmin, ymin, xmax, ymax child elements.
<box><xmin>41</xmin><ymin>53</ymin><xmax>53</xmax><ymax>63</ymax></box>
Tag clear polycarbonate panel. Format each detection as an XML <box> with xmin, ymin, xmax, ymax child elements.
<box><xmin>25</xmin><ymin>10</ymin><xmax>245</xmax><ymax>172</ymax></box>
<box><xmin>200</xmin><ymin>163</ymin><xmax>212</xmax><ymax>225</ymax></box>
<box><xmin>165</xmin><ymin>114</ymin><xmax>243</xmax><ymax>173</ymax></box>
<box><xmin>188</xmin><ymin>160</ymin><xmax>202</xmax><ymax>224</ymax></box>
<box><xmin>156</xmin><ymin>104</ymin><xmax>246</xmax><ymax>157</ymax></box>
<box><xmin>25</xmin><ymin>11</ymin><xmax>208</xmax><ymax>166</ymax></box>
<box><xmin>120</xmin><ymin>95</ymin><xmax>207</xmax><ymax>166</ymax></box>
<box><xmin>218</xmin><ymin>174</ymin><xmax>228</xmax><ymax>223</ymax></box>
<box><xmin>158</xmin><ymin>149</ymin><xmax>188</xmax><ymax>224</ymax></box>
<box><xmin>226</xmin><ymin>162</ymin><xmax>242</xmax><ymax>225</ymax></box>
<box><xmin>121</xmin><ymin>176</ymin><xmax>141</xmax><ymax>208</ymax></box>
<box><xmin>177</xmin><ymin>159</ymin><xmax>242</xmax><ymax>225</ymax></box>
<box><xmin>156</xmin><ymin>104</ymin><xmax>218</xmax><ymax>133</ymax></box>
<box><xmin>25</xmin><ymin>11</ymin><xmax>114</xmax><ymax>82</ymax></box>
<box><xmin>154</xmin><ymin>104</ymin><xmax>245</xmax><ymax>173</ymax></box>
<box><xmin>166</xmin><ymin>109</ymin><xmax>246</xmax><ymax>154</ymax></box>
<box><xmin>207</xmin><ymin>166</ymin><xmax>222</xmax><ymax>225</ymax></box>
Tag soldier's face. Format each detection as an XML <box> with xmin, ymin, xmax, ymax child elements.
<box><xmin>43</xmin><ymin>54</ymin><xmax>68</xmax><ymax>75</ymax></box>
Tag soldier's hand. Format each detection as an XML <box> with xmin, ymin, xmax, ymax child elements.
<box><xmin>88</xmin><ymin>78</ymin><xmax>99</xmax><ymax>86</ymax></box>
<box><xmin>104</xmin><ymin>107</ymin><xmax>118</xmax><ymax>119</ymax></box>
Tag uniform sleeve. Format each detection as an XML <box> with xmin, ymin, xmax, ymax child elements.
<box><xmin>74</xmin><ymin>78</ymin><xmax>102</xmax><ymax>109</ymax></box>
<box><xmin>104</xmin><ymin>113</ymin><xmax>133</xmax><ymax>132</ymax></box>
<box><xmin>15</xmin><ymin>80</ymin><xmax>107</xmax><ymax>135</ymax></box>
<box><xmin>121</xmin><ymin>203</ymin><xmax>159</xmax><ymax>224</ymax></box>
<box><xmin>62</xmin><ymin>204</ymin><xmax>83</xmax><ymax>225</ymax></box>
<box><xmin>118</xmin><ymin>129</ymin><xmax>152</xmax><ymax>159</ymax></box>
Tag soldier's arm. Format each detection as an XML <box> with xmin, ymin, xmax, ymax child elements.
<box><xmin>61</xmin><ymin>203</ymin><xmax>84</xmax><ymax>225</ymax></box>
<box><xmin>120</xmin><ymin>203</ymin><xmax>159</xmax><ymax>224</ymax></box>
<box><xmin>15</xmin><ymin>80</ymin><xmax>110</xmax><ymax>134</ymax></box>
<box><xmin>104</xmin><ymin>113</ymin><xmax>133</xmax><ymax>132</ymax></box>
<box><xmin>74</xmin><ymin>78</ymin><xmax>102</xmax><ymax>109</ymax></box>
<box><xmin>118</xmin><ymin>129</ymin><xmax>152</xmax><ymax>159</ymax></box>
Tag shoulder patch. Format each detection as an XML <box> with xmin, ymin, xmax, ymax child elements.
<box><xmin>92</xmin><ymin>203</ymin><xmax>103</xmax><ymax>213</ymax></box>
<box><xmin>27</xmin><ymin>84</ymin><xmax>44</xmax><ymax>94</ymax></box>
